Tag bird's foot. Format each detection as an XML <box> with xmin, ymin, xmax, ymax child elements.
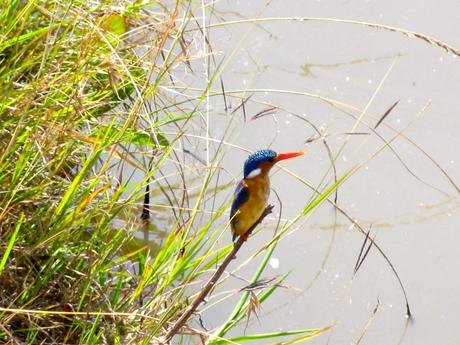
<box><xmin>262</xmin><ymin>204</ymin><xmax>275</xmax><ymax>218</ymax></box>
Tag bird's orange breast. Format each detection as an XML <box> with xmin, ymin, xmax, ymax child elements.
<box><xmin>231</xmin><ymin>173</ymin><xmax>270</xmax><ymax>237</ymax></box>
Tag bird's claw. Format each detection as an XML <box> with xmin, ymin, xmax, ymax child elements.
<box><xmin>262</xmin><ymin>204</ymin><xmax>274</xmax><ymax>217</ymax></box>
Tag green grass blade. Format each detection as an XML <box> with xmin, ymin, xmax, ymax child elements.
<box><xmin>52</xmin><ymin>149</ymin><xmax>102</xmax><ymax>220</ymax></box>
<box><xmin>210</xmin><ymin>242</ymin><xmax>278</xmax><ymax>341</ymax></box>
<box><xmin>0</xmin><ymin>213</ymin><xmax>24</xmax><ymax>276</ymax></box>
<box><xmin>214</xmin><ymin>325</ymin><xmax>333</xmax><ymax>344</ymax></box>
<box><xmin>0</xmin><ymin>25</ymin><xmax>59</xmax><ymax>52</ymax></box>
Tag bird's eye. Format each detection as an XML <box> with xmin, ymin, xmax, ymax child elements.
<box><xmin>246</xmin><ymin>168</ymin><xmax>262</xmax><ymax>179</ymax></box>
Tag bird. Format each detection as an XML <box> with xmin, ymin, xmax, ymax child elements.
<box><xmin>230</xmin><ymin>149</ymin><xmax>304</xmax><ymax>242</ymax></box>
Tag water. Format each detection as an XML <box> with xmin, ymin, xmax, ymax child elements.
<box><xmin>157</xmin><ymin>1</ymin><xmax>460</xmax><ymax>343</ymax></box>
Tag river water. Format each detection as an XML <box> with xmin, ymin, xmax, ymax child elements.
<box><xmin>154</xmin><ymin>1</ymin><xmax>460</xmax><ymax>344</ymax></box>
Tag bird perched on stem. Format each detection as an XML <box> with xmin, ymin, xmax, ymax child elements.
<box><xmin>230</xmin><ymin>149</ymin><xmax>304</xmax><ymax>242</ymax></box>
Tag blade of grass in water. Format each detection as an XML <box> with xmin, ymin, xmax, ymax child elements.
<box><xmin>213</xmin><ymin>326</ymin><xmax>333</xmax><ymax>345</ymax></box>
<box><xmin>210</xmin><ymin>242</ymin><xmax>278</xmax><ymax>340</ymax></box>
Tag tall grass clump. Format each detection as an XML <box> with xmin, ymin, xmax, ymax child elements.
<box><xmin>0</xmin><ymin>1</ymin><xmax>337</xmax><ymax>344</ymax></box>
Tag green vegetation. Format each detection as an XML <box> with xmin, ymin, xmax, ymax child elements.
<box><xmin>7</xmin><ymin>0</ymin><xmax>458</xmax><ymax>343</ymax></box>
<box><xmin>0</xmin><ymin>1</ymin><xmax>336</xmax><ymax>344</ymax></box>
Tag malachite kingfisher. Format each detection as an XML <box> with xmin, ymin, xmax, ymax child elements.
<box><xmin>230</xmin><ymin>149</ymin><xmax>304</xmax><ymax>242</ymax></box>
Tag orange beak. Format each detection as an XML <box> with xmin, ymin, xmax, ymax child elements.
<box><xmin>274</xmin><ymin>151</ymin><xmax>304</xmax><ymax>162</ymax></box>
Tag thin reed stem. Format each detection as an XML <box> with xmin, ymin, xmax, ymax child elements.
<box><xmin>163</xmin><ymin>205</ymin><xmax>274</xmax><ymax>343</ymax></box>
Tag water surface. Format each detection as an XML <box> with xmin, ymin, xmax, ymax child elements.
<box><xmin>160</xmin><ymin>1</ymin><xmax>460</xmax><ymax>343</ymax></box>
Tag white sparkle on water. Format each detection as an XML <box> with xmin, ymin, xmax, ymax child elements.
<box><xmin>270</xmin><ymin>258</ymin><xmax>280</xmax><ymax>269</ymax></box>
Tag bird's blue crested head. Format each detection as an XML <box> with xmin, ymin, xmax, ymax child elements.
<box><xmin>243</xmin><ymin>149</ymin><xmax>277</xmax><ymax>178</ymax></box>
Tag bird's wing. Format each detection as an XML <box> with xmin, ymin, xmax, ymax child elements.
<box><xmin>230</xmin><ymin>180</ymin><xmax>249</xmax><ymax>222</ymax></box>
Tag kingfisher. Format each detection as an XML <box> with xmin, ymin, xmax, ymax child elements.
<box><xmin>230</xmin><ymin>149</ymin><xmax>304</xmax><ymax>242</ymax></box>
